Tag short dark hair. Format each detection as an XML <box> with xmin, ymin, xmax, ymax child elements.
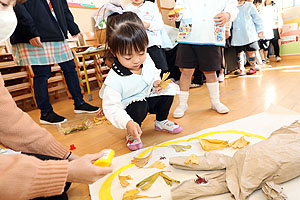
<box><xmin>106</xmin><ymin>12</ymin><xmax>148</xmax><ymax>58</ymax></box>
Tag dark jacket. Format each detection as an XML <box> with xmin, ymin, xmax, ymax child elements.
<box><xmin>10</xmin><ymin>0</ymin><xmax>80</xmax><ymax>44</ymax></box>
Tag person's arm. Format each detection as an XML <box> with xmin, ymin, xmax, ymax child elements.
<box><xmin>0</xmin><ymin>75</ymin><xmax>68</xmax><ymax>159</ymax></box>
<box><xmin>223</xmin><ymin>0</ymin><xmax>239</xmax><ymax>22</ymax></box>
<box><xmin>0</xmin><ymin>154</ymin><xmax>68</xmax><ymax>200</ymax></box>
<box><xmin>146</xmin><ymin>3</ymin><xmax>164</xmax><ymax>32</ymax></box>
<box><xmin>0</xmin><ymin>152</ymin><xmax>112</xmax><ymax>200</ymax></box>
<box><xmin>61</xmin><ymin>0</ymin><xmax>80</xmax><ymax>36</ymax></box>
<box><xmin>250</xmin><ymin>4</ymin><xmax>264</xmax><ymax>35</ymax></box>
<box><xmin>13</xmin><ymin>3</ymin><xmax>40</xmax><ymax>40</ymax></box>
<box><xmin>102</xmin><ymin>86</ymin><xmax>133</xmax><ymax>129</ymax></box>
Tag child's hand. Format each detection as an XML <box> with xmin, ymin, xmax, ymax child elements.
<box><xmin>96</xmin><ymin>108</ymin><xmax>104</xmax><ymax>117</ymax></box>
<box><xmin>214</xmin><ymin>12</ymin><xmax>231</xmax><ymax>27</ymax></box>
<box><xmin>168</xmin><ymin>12</ymin><xmax>179</xmax><ymax>21</ymax></box>
<box><xmin>225</xmin><ymin>30</ymin><xmax>230</xmax><ymax>39</ymax></box>
<box><xmin>143</xmin><ymin>21</ymin><xmax>150</xmax><ymax>29</ymax></box>
<box><xmin>126</xmin><ymin>121</ymin><xmax>142</xmax><ymax>142</ymax></box>
<box><xmin>258</xmin><ymin>32</ymin><xmax>264</xmax><ymax>39</ymax></box>
<box><xmin>153</xmin><ymin>80</ymin><xmax>162</xmax><ymax>92</ymax></box>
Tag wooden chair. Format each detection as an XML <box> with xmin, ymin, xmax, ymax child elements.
<box><xmin>0</xmin><ymin>53</ymin><xmax>37</xmax><ymax>108</ymax></box>
<box><xmin>81</xmin><ymin>32</ymin><xmax>98</xmax><ymax>47</ymax></box>
<box><xmin>71</xmin><ymin>46</ymin><xmax>109</xmax><ymax>98</ymax></box>
<box><xmin>0</xmin><ymin>42</ymin><xmax>8</xmax><ymax>53</ymax></box>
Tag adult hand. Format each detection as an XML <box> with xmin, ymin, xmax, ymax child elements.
<box><xmin>29</xmin><ymin>37</ymin><xmax>43</xmax><ymax>47</ymax></box>
<box><xmin>67</xmin><ymin>151</ymin><xmax>113</xmax><ymax>184</ymax></box>
<box><xmin>214</xmin><ymin>12</ymin><xmax>231</xmax><ymax>27</ymax></box>
<box><xmin>153</xmin><ymin>80</ymin><xmax>162</xmax><ymax>92</ymax></box>
<box><xmin>126</xmin><ymin>120</ymin><xmax>142</xmax><ymax>142</ymax></box>
<box><xmin>168</xmin><ymin>12</ymin><xmax>179</xmax><ymax>21</ymax></box>
<box><xmin>67</xmin><ymin>152</ymin><xmax>80</xmax><ymax>161</ymax></box>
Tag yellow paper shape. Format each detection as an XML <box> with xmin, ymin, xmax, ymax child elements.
<box><xmin>168</xmin><ymin>8</ymin><xmax>183</xmax><ymax>16</ymax></box>
<box><xmin>131</xmin><ymin>151</ymin><xmax>153</xmax><ymax>168</ymax></box>
<box><xmin>199</xmin><ymin>138</ymin><xmax>228</xmax><ymax>151</ymax></box>
<box><xmin>229</xmin><ymin>136</ymin><xmax>250</xmax><ymax>149</ymax></box>
<box><xmin>119</xmin><ymin>175</ymin><xmax>132</xmax><ymax>187</ymax></box>
<box><xmin>184</xmin><ymin>154</ymin><xmax>199</xmax><ymax>165</ymax></box>
<box><xmin>146</xmin><ymin>161</ymin><xmax>166</xmax><ymax>169</ymax></box>
<box><xmin>171</xmin><ymin>144</ymin><xmax>192</xmax><ymax>152</ymax></box>
<box><xmin>93</xmin><ymin>116</ymin><xmax>111</xmax><ymax>125</ymax></box>
<box><xmin>122</xmin><ymin>189</ymin><xmax>161</xmax><ymax>200</ymax></box>
<box><xmin>160</xmin><ymin>72</ymin><xmax>171</xmax><ymax>89</ymax></box>
<box><xmin>136</xmin><ymin>171</ymin><xmax>180</xmax><ymax>190</ymax></box>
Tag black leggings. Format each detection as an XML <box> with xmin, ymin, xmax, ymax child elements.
<box><xmin>125</xmin><ymin>95</ymin><xmax>173</xmax><ymax>126</ymax></box>
<box><xmin>22</xmin><ymin>153</ymin><xmax>71</xmax><ymax>200</ymax></box>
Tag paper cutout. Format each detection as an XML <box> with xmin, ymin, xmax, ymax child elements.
<box><xmin>229</xmin><ymin>136</ymin><xmax>250</xmax><ymax>149</ymax></box>
<box><xmin>122</xmin><ymin>189</ymin><xmax>161</xmax><ymax>200</ymax></box>
<box><xmin>131</xmin><ymin>151</ymin><xmax>153</xmax><ymax>168</ymax></box>
<box><xmin>171</xmin><ymin>144</ymin><xmax>192</xmax><ymax>152</ymax></box>
<box><xmin>136</xmin><ymin>171</ymin><xmax>180</xmax><ymax>190</ymax></box>
<box><xmin>93</xmin><ymin>116</ymin><xmax>111</xmax><ymax>125</ymax></box>
<box><xmin>159</xmin><ymin>72</ymin><xmax>171</xmax><ymax>89</ymax></box>
<box><xmin>194</xmin><ymin>175</ymin><xmax>208</xmax><ymax>184</ymax></box>
<box><xmin>199</xmin><ymin>138</ymin><xmax>228</xmax><ymax>151</ymax></box>
<box><xmin>146</xmin><ymin>161</ymin><xmax>166</xmax><ymax>169</ymax></box>
<box><xmin>119</xmin><ymin>175</ymin><xmax>132</xmax><ymax>187</ymax></box>
<box><xmin>184</xmin><ymin>154</ymin><xmax>199</xmax><ymax>165</ymax></box>
<box><xmin>168</xmin><ymin>8</ymin><xmax>183</xmax><ymax>16</ymax></box>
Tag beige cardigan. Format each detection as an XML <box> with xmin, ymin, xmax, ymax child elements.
<box><xmin>0</xmin><ymin>75</ymin><xmax>69</xmax><ymax>200</ymax></box>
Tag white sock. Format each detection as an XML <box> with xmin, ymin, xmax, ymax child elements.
<box><xmin>173</xmin><ymin>91</ymin><xmax>189</xmax><ymax>118</ymax></box>
<box><xmin>206</xmin><ymin>82</ymin><xmax>229</xmax><ymax>114</ymax></box>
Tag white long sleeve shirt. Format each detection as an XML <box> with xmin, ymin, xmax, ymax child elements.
<box><xmin>174</xmin><ymin>0</ymin><xmax>238</xmax><ymax>46</ymax></box>
<box><xmin>125</xmin><ymin>1</ymin><xmax>164</xmax><ymax>47</ymax></box>
<box><xmin>99</xmin><ymin>54</ymin><xmax>178</xmax><ymax>129</ymax></box>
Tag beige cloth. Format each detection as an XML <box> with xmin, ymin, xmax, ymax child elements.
<box><xmin>171</xmin><ymin>171</ymin><xmax>228</xmax><ymax>200</ymax></box>
<box><xmin>262</xmin><ymin>181</ymin><xmax>287</xmax><ymax>200</ymax></box>
<box><xmin>226</xmin><ymin>121</ymin><xmax>300</xmax><ymax>200</ymax></box>
<box><xmin>170</xmin><ymin>121</ymin><xmax>300</xmax><ymax>200</ymax></box>
<box><xmin>169</xmin><ymin>152</ymin><xmax>231</xmax><ymax>171</ymax></box>
<box><xmin>0</xmin><ymin>75</ymin><xmax>69</xmax><ymax>200</ymax></box>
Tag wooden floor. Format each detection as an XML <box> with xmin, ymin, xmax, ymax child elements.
<box><xmin>26</xmin><ymin>55</ymin><xmax>300</xmax><ymax>200</ymax></box>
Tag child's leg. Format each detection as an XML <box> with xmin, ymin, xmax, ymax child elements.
<box><xmin>204</xmin><ymin>71</ymin><xmax>229</xmax><ymax>114</ymax></box>
<box><xmin>173</xmin><ymin>68</ymin><xmax>194</xmax><ymax>118</ymax></box>
<box><xmin>246</xmin><ymin>51</ymin><xmax>257</xmax><ymax>75</ymax></box>
<box><xmin>235</xmin><ymin>52</ymin><xmax>246</xmax><ymax>75</ymax></box>
<box><xmin>218</xmin><ymin>48</ymin><xmax>225</xmax><ymax>82</ymax></box>
<box><xmin>147</xmin><ymin>46</ymin><xmax>168</xmax><ymax>73</ymax></box>
<box><xmin>147</xmin><ymin>96</ymin><xmax>183</xmax><ymax>134</ymax></box>
<box><xmin>125</xmin><ymin>101</ymin><xmax>148</xmax><ymax>126</ymax></box>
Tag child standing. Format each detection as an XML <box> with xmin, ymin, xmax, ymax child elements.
<box><xmin>231</xmin><ymin>0</ymin><xmax>264</xmax><ymax>75</ymax></box>
<box><xmin>125</xmin><ymin>0</ymin><xmax>168</xmax><ymax>73</ymax></box>
<box><xmin>169</xmin><ymin>0</ymin><xmax>238</xmax><ymax>118</ymax></box>
<box><xmin>99</xmin><ymin>12</ymin><xmax>182</xmax><ymax>151</ymax></box>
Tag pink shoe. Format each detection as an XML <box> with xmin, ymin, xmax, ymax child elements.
<box><xmin>154</xmin><ymin>120</ymin><xmax>183</xmax><ymax>134</ymax></box>
<box><xmin>126</xmin><ymin>135</ymin><xmax>143</xmax><ymax>151</ymax></box>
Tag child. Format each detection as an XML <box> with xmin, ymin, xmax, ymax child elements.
<box><xmin>125</xmin><ymin>0</ymin><xmax>168</xmax><ymax>73</ymax></box>
<box><xmin>231</xmin><ymin>0</ymin><xmax>264</xmax><ymax>75</ymax></box>
<box><xmin>255</xmin><ymin>0</ymin><xmax>274</xmax><ymax>65</ymax></box>
<box><xmin>169</xmin><ymin>0</ymin><xmax>238</xmax><ymax>118</ymax></box>
<box><xmin>99</xmin><ymin>12</ymin><xmax>182</xmax><ymax>151</ymax></box>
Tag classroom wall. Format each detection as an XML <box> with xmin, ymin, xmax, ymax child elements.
<box><xmin>280</xmin><ymin>6</ymin><xmax>300</xmax><ymax>55</ymax></box>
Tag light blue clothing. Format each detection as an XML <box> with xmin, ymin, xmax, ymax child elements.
<box><xmin>231</xmin><ymin>2</ymin><xmax>264</xmax><ymax>46</ymax></box>
<box><xmin>99</xmin><ymin>54</ymin><xmax>178</xmax><ymax>109</ymax></box>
